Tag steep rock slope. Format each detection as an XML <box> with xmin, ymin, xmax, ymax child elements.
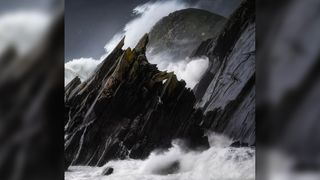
<box><xmin>65</xmin><ymin>35</ymin><xmax>208</xmax><ymax>168</ymax></box>
<box><xmin>193</xmin><ymin>0</ymin><xmax>255</xmax><ymax>145</ymax></box>
<box><xmin>148</xmin><ymin>8</ymin><xmax>226</xmax><ymax>59</ymax></box>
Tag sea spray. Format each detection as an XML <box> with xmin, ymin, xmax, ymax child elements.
<box><xmin>65</xmin><ymin>133</ymin><xmax>255</xmax><ymax>180</ymax></box>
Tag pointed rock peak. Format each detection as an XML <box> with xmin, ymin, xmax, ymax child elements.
<box><xmin>71</xmin><ymin>76</ymin><xmax>81</xmax><ymax>83</ymax></box>
<box><xmin>116</xmin><ymin>36</ymin><xmax>125</xmax><ymax>50</ymax></box>
<box><xmin>109</xmin><ymin>36</ymin><xmax>125</xmax><ymax>55</ymax></box>
<box><xmin>65</xmin><ymin>76</ymin><xmax>81</xmax><ymax>99</ymax></box>
<box><xmin>123</xmin><ymin>48</ymin><xmax>134</xmax><ymax>62</ymax></box>
<box><xmin>134</xmin><ymin>33</ymin><xmax>149</xmax><ymax>54</ymax></box>
<box><xmin>66</xmin><ymin>76</ymin><xmax>81</xmax><ymax>89</ymax></box>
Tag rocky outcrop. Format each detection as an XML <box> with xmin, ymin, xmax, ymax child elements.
<box><xmin>102</xmin><ymin>167</ymin><xmax>113</xmax><ymax>176</ymax></box>
<box><xmin>193</xmin><ymin>0</ymin><xmax>255</xmax><ymax>145</ymax></box>
<box><xmin>64</xmin><ymin>34</ymin><xmax>208</xmax><ymax>168</ymax></box>
<box><xmin>148</xmin><ymin>8</ymin><xmax>226</xmax><ymax>59</ymax></box>
<box><xmin>153</xmin><ymin>160</ymin><xmax>180</xmax><ymax>175</ymax></box>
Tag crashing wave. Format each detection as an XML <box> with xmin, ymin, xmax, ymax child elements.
<box><xmin>65</xmin><ymin>133</ymin><xmax>255</xmax><ymax>180</ymax></box>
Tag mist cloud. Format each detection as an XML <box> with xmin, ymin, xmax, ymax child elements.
<box><xmin>0</xmin><ymin>11</ymin><xmax>50</xmax><ymax>55</ymax></box>
<box><xmin>149</xmin><ymin>52</ymin><xmax>209</xmax><ymax>88</ymax></box>
<box><xmin>65</xmin><ymin>58</ymin><xmax>100</xmax><ymax>84</ymax></box>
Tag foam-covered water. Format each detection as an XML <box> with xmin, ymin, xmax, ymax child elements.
<box><xmin>65</xmin><ymin>134</ymin><xmax>255</xmax><ymax>180</ymax></box>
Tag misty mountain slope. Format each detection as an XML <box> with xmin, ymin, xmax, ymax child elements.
<box><xmin>147</xmin><ymin>8</ymin><xmax>227</xmax><ymax>59</ymax></box>
<box><xmin>64</xmin><ymin>34</ymin><xmax>208</xmax><ymax>169</ymax></box>
<box><xmin>193</xmin><ymin>0</ymin><xmax>255</xmax><ymax>145</ymax></box>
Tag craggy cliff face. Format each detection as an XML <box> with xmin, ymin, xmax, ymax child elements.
<box><xmin>193</xmin><ymin>0</ymin><xmax>255</xmax><ymax>145</ymax></box>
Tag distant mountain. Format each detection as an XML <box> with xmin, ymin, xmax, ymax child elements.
<box><xmin>148</xmin><ymin>8</ymin><xmax>226</xmax><ymax>59</ymax></box>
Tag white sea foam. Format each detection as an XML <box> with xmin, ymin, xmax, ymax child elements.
<box><xmin>148</xmin><ymin>52</ymin><xmax>209</xmax><ymax>88</ymax></box>
<box><xmin>65</xmin><ymin>133</ymin><xmax>255</xmax><ymax>180</ymax></box>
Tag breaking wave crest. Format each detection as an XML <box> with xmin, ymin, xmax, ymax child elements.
<box><xmin>65</xmin><ymin>58</ymin><xmax>100</xmax><ymax>85</ymax></box>
<box><xmin>65</xmin><ymin>133</ymin><xmax>255</xmax><ymax>180</ymax></box>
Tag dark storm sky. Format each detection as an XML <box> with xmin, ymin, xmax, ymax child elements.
<box><xmin>65</xmin><ymin>0</ymin><xmax>242</xmax><ymax>61</ymax></box>
<box><xmin>66</xmin><ymin>0</ymin><xmax>149</xmax><ymax>61</ymax></box>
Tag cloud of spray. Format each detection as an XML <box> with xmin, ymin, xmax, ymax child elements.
<box><xmin>65</xmin><ymin>58</ymin><xmax>100</xmax><ymax>84</ymax></box>
<box><xmin>139</xmin><ymin>137</ymin><xmax>254</xmax><ymax>179</ymax></box>
<box><xmin>65</xmin><ymin>0</ymin><xmax>209</xmax><ymax>88</ymax></box>
<box><xmin>149</xmin><ymin>52</ymin><xmax>209</xmax><ymax>88</ymax></box>
<box><xmin>0</xmin><ymin>11</ymin><xmax>50</xmax><ymax>55</ymax></box>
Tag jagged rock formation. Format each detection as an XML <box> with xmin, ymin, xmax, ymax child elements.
<box><xmin>193</xmin><ymin>0</ymin><xmax>255</xmax><ymax>145</ymax></box>
<box><xmin>148</xmin><ymin>8</ymin><xmax>226</xmax><ymax>59</ymax></box>
<box><xmin>65</xmin><ymin>34</ymin><xmax>208</xmax><ymax>168</ymax></box>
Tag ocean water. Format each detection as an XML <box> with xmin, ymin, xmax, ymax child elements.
<box><xmin>65</xmin><ymin>134</ymin><xmax>255</xmax><ymax>180</ymax></box>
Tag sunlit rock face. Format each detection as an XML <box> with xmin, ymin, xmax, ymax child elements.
<box><xmin>64</xmin><ymin>34</ymin><xmax>208</xmax><ymax>169</ymax></box>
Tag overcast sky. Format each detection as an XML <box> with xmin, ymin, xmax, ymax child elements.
<box><xmin>0</xmin><ymin>0</ymin><xmax>60</xmax><ymax>13</ymax></box>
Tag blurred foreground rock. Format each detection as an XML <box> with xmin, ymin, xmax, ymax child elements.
<box><xmin>193</xmin><ymin>0</ymin><xmax>255</xmax><ymax>145</ymax></box>
<box><xmin>0</xmin><ymin>15</ymin><xmax>64</xmax><ymax>180</ymax></box>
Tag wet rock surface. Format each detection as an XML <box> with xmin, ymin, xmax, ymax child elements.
<box><xmin>193</xmin><ymin>0</ymin><xmax>255</xmax><ymax>146</ymax></box>
<box><xmin>230</xmin><ymin>141</ymin><xmax>250</xmax><ymax>148</ymax></box>
<box><xmin>102</xmin><ymin>167</ymin><xmax>113</xmax><ymax>176</ymax></box>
